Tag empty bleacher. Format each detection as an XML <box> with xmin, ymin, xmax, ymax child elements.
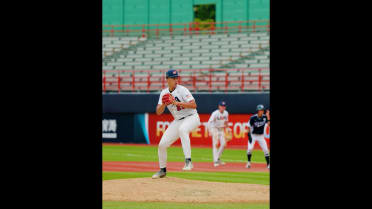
<box><xmin>102</xmin><ymin>31</ymin><xmax>269</xmax><ymax>92</ymax></box>
<box><xmin>102</xmin><ymin>32</ymin><xmax>269</xmax><ymax>71</ymax></box>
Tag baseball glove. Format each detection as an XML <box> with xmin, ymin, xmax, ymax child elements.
<box><xmin>225</xmin><ymin>127</ymin><xmax>233</xmax><ymax>142</ymax></box>
<box><xmin>162</xmin><ymin>93</ymin><xmax>174</xmax><ymax>105</ymax></box>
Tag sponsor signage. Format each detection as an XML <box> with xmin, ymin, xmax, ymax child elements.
<box><xmin>148</xmin><ymin>113</ymin><xmax>270</xmax><ymax>147</ymax></box>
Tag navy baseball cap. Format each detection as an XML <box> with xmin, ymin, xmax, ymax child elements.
<box><xmin>219</xmin><ymin>101</ymin><xmax>226</xmax><ymax>106</ymax></box>
<box><xmin>256</xmin><ymin>104</ymin><xmax>265</xmax><ymax>111</ymax></box>
<box><xmin>166</xmin><ymin>69</ymin><xmax>179</xmax><ymax>78</ymax></box>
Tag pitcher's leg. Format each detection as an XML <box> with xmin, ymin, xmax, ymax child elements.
<box><xmin>158</xmin><ymin>121</ymin><xmax>180</xmax><ymax>168</ymax></box>
<box><xmin>178</xmin><ymin>114</ymin><xmax>201</xmax><ymax>159</ymax></box>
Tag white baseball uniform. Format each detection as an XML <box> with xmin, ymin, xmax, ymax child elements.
<box><xmin>208</xmin><ymin>110</ymin><xmax>229</xmax><ymax>162</ymax></box>
<box><xmin>157</xmin><ymin>84</ymin><xmax>201</xmax><ymax>168</ymax></box>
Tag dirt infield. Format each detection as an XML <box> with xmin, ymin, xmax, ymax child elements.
<box><xmin>102</xmin><ymin>142</ymin><xmax>252</xmax><ymax>150</ymax></box>
<box><xmin>103</xmin><ymin>161</ymin><xmax>269</xmax><ymax>172</ymax></box>
<box><xmin>103</xmin><ymin>177</ymin><xmax>269</xmax><ymax>203</ymax></box>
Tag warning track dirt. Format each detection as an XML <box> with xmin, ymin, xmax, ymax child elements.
<box><xmin>103</xmin><ymin>161</ymin><xmax>269</xmax><ymax>172</ymax></box>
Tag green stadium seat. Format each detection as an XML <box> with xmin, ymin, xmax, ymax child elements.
<box><xmin>201</xmin><ymin>45</ymin><xmax>219</xmax><ymax>50</ymax></box>
<box><xmin>103</xmin><ymin>31</ymin><xmax>269</xmax><ymax>92</ymax></box>
<box><xmin>172</xmin><ymin>65</ymin><xmax>190</xmax><ymax>69</ymax></box>
<box><xmin>191</xmin><ymin>57</ymin><xmax>210</xmax><ymax>61</ymax></box>
<box><xmin>172</xmin><ymin>57</ymin><xmax>190</xmax><ymax>61</ymax></box>
<box><xmin>244</xmin><ymin>59</ymin><xmax>259</xmax><ymax>64</ymax></box>
<box><xmin>145</xmin><ymin>54</ymin><xmax>162</xmax><ymax>58</ymax></box>
<box><xmin>182</xmin><ymin>60</ymin><xmax>201</xmax><ymax>65</ymax></box>
<box><xmin>181</xmin><ymin>52</ymin><xmax>200</xmax><ymax>57</ymax></box>
<box><xmin>249</xmin><ymin>63</ymin><xmax>269</xmax><ymax>68</ymax></box>
<box><xmin>173</xmin><ymin>42</ymin><xmax>192</xmax><ymax>47</ymax></box>
<box><xmin>213</xmin><ymin>49</ymin><xmax>230</xmax><ymax>53</ymax></box>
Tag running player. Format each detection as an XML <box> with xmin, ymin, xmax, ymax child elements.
<box><xmin>208</xmin><ymin>101</ymin><xmax>229</xmax><ymax>167</ymax></box>
<box><xmin>152</xmin><ymin>69</ymin><xmax>201</xmax><ymax>179</ymax></box>
<box><xmin>246</xmin><ymin>104</ymin><xmax>270</xmax><ymax>169</ymax></box>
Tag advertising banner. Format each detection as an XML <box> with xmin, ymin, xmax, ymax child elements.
<box><xmin>148</xmin><ymin>113</ymin><xmax>270</xmax><ymax>148</ymax></box>
<box><xmin>102</xmin><ymin>113</ymin><xmax>148</xmax><ymax>143</ymax></box>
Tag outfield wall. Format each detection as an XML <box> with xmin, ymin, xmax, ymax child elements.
<box><xmin>102</xmin><ymin>112</ymin><xmax>270</xmax><ymax>149</ymax></box>
<box><xmin>102</xmin><ymin>92</ymin><xmax>270</xmax><ymax>146</ymax></box>
<box><xmin>103</xmin><ymin>0</ymin><xmax>269</xmax><ymax>25</ymax></box>
<box><xmin>103</xmin><ymin>93</ymin><xmax>269</xmax><ymax>114</ymax></box>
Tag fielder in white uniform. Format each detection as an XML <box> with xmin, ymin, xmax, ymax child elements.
<box><xmin>246</xmin><ymin>104</ymin><xmax>270</xmax><ymax>169</ymax></box>
<box><xmin>152</xmin><ymin>69</ymin><xmax>201</xmax><ymax>179</ymax></box>
<box><xmin>208</xmin><ymin>101</ymin><xmax>229</xmax><ymax>167</ymax></box>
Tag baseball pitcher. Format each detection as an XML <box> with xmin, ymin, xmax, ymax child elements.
<box><xmin>246</xmin><ymin>104</ymin><xmax>270</xmax><ymax>169</ymax></box>
<box><xmin>208</xmin><ymin>101</ymin><xmax>229</xmax><ymax>167</ymax></box>
<box><xmin>152</xmin><ymin>69</ymin><xmax>201</xmax><ymax>179</ymax></box>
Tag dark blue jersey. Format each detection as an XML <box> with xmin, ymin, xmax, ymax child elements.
<box><xmin>249</xmin><ymin>114</ymin><xmax>268</xmax><ymax>135</ymax></box>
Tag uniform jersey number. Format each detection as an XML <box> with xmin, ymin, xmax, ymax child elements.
<box><xmin>174</xmin><ymin>96</ymin><xmax>185</xmax><ymax>111</ymax></box>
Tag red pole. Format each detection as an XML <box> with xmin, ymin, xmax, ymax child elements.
<box><xmin>111</xmin><ymin>26</ymin><xmax>114</xmax><ymax>37</ymax></box>
<box><xmin>142</xmin><ymin>25</ymin><xmax>146</xmax><ymax>38</ymax></box>
<box><xmin>117</xmin><ymin>73</ymin><xmax>120</xmax><ymax>93</ymax></box>
<box><xmin>241</xmin><ymin>70</ymin><xmax>244</xmax><ymax>91</ymax></box>
<box><xmin>225</xmin><ymin>70</ymin><xmax>228</xmax><ymax>93</ymax></box>
<box><xmin>169</xmin><ymin>24</ymin><xmax>173</xmax><ymax>37</ymax></box>
<box><xmin>258</xmin><ymin>69</ymin><xmax>262</xmax><ymax>91</ymax></box>
<box><xmin>147</xmin><ymin>71</ymin><xmax>150</xmax><ymax>93</ymax></box>
<box><xmin>103</xmin><ymin>71</ymin><xmax>106</xmax><ymax>93</ymax></box>
<box><xmin>253</xmin><ymin>21</ymin><xmax>256</xmax><ymax>32</ymax></box>
<box><xmin>161</xmin><ymin>72</ymin><xmax>165</xmax><ymax>89</ymax></box>
<box><xmin>209</xmin><ymin>69</ymin><xmax>212</xmax><ymax>92</ymax></box>
<box><xmin>193</xmin><ymin>72</ymin><xmax>196</xmax><ymax>91</ymax></box>
<box><xmin>156</xmin><ymin>24</ymin><xmax>159</xmax><ymax>38</ymax></box>
<box><xmin>132</xmin><ymin>70</ymin><xmax>135</xmax><ymax>92</ymax></box>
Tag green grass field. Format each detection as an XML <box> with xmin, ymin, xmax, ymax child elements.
<box><xmin>103</xmin><ymin>144</ymin><xmax>266</xmax><ymax>163</ymax></box>
<box><xmin>103</xmin><ymin>201</ymin><xmax>269</xmax><ymax>209</ymax></box>
<box><xmin>103</xmin><ymin>171</ymin><xmax>269</xmax><ymax>185</ymax></box>
<box><xmin>103</xmin><ymin>144</ymin><xmax>270</xmax><ymax>209</ymax></box>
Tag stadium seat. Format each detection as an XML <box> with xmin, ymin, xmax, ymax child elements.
<box><xmin>103</xmin><ymin>30</ymin><xmax>270</xmax><ymax>92</ymax></box>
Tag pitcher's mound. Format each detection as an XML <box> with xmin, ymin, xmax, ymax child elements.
<box><xmin>103</xmin><ymin>177</ymin><xmax>269</xmax><ymax>203</ymax></box>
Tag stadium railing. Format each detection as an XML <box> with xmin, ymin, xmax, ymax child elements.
<box><xmin>103</xmin><ymin>20</ymin><xmax>269</xmax><ymax>38</ymax></box>
<box><xmin>102</xmin><ymin>68</ymin><xmax>269</xmax><ymax>93</ymax></box>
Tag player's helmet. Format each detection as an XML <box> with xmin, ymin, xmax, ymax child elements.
<box><xmin>219</xmin><ymin>101</ymin><xmax>226</xmax><ymax>106</ymax></box>
<box><xmin>166</xmin><ymin>69</ymin><xmax>179</xmax><ymax>78</ymax></box>
<box><xmin>256</xmin><ymin>104</ymin><xmax>265</xmax><ymax>111</ymax></box>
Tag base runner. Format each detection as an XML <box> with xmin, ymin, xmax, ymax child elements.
<box><xmin>246</xmin><ymin>104</ymin><xmax>270</xmax><ymax>169</ymax></box>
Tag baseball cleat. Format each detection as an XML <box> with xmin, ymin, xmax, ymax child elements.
<box><xmin>182</xmin><ymin>161</ymin><xmax>193</xmax><ymax>171</ymax></box>
<box><xmin>214</xmin><ymin>162</ymin><xmax>219</xmax><ymax>167</ymax></box>
<box><xmin>245</xmin><ymin>162</ymin><xmax>251</xmax><ymax>168</ymax></box>
<box><xmin>267</xmin><ymin>164</ymin><xmax>270</xmax><ymax>169</ymax></box>
<box><xmin>217</xmin><ymin>159</ymin><xmax>226</xmax><ymax>165</ymax></box>
<box><xmin>152</xmin><ymin>170</ymin><xmax>166</xmax><ymax>179</ymax></box>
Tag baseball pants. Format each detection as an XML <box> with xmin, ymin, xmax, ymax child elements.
<box><xmin>247</xmin><ymin>133</ymin><xmax>270</xmax><ymax>157</ymax></box>
<box><xmin>158</xmin><ymin>114</ymin><xmax>201</xmax><ymax>168</ymax></box>
<box><xmin>211</xmin><ymin>127</ymin><xmax>226</xmax><ymax>162</ymax></box>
